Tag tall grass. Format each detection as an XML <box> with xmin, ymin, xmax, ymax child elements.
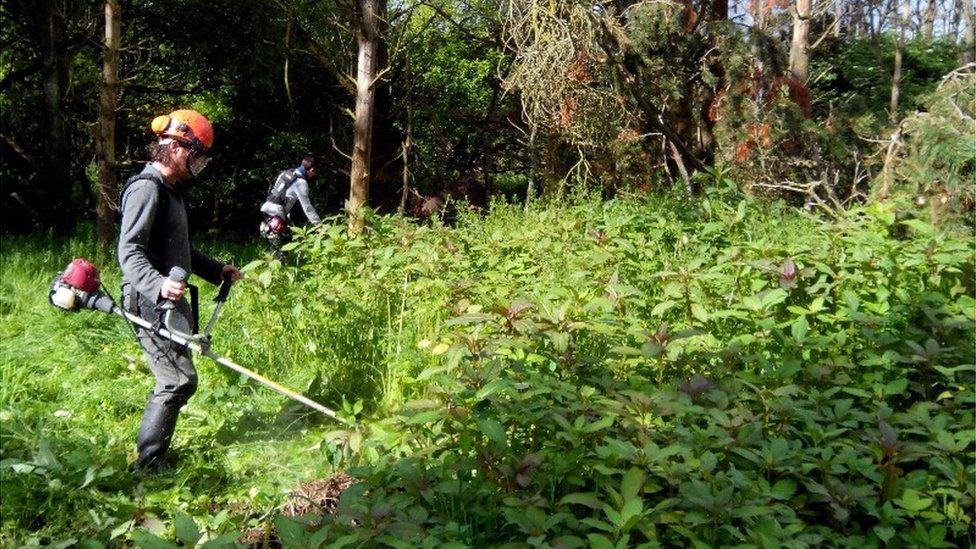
<box><xmin>0</xmin><ymin>227</ymin><xmax>338</xmax><ymax>544</ymax></box>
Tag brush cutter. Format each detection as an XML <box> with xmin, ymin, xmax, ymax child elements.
<box><xmin>48</xmin><ymin>258</ymin><xmax>339</xmax><ymax>420</ymax></box>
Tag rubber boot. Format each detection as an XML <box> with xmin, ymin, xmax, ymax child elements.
<box><xmin>134</xmin><ymin>401</ymin><xmax>180</xmax><ymax>470</ymax></box>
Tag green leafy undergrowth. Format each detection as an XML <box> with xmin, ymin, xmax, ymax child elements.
<box><xmin>240</xmin><ymin>193</ymin><xmax>974</xmax><ymax>547</ymax></box>
<box><xmin>2</xmin><ymin>191</ymin><xmax>973</xmax><ymax>547</ymax></box>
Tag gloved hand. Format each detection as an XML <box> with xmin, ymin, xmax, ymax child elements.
<box><xmin>160</xmin><ymin>278</ymin><xmax>186</xmax><ymax>301</ymax></box>
<box><xmin>222</xmin><ymin>264</ymin><xmax>242</xmax><ymax>283</ymax></box>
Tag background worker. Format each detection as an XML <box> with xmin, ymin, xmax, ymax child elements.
<box><xmin>118</xmin><ymin>109</ymin><xmax>242</xmax><ymax>470</ymax></box>
<box><xmin>259</xmin><ymin>154</ymin><xmax>322</xmax><ymax>253</ymax></box>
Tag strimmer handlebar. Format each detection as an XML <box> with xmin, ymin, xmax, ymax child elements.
<box><xmin>160</xmin><ymin>266</ymin><xmax>229</xmax><ymax>343</ymax></box>
<box><xmin>159</xmin><ymin>266</ymin><xmax>188</xmax><ymax>312</ymax></box>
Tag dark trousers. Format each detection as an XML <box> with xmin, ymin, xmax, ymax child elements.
<box><xmin>122</xmin><ymin>284</ymin><xmax>199</xmax><ymax>467</ymax></box>
<box><xmin>128</xmin><ymin>286</ymin><xmax>198</xmax><ymax>407</ymax></box>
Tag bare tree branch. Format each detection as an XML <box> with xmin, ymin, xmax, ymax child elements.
<box><xmin>1</xmin><ymin>132</ymin><xmax>39</xmax><ymax>170</ymax></box>
<box><xmin>122</xmin><ymin>84</ymin><xmax>200</xmax><ymax>95</ymax></box>
<box><xmin>267</xmin><ymin>0</ymin><xmax>358</xmax><ymax>95</ymax></box>
<box><xmin>414</xmin><ymin>0</ymin><xmax>497</xmax><ymax>46</ymax></box>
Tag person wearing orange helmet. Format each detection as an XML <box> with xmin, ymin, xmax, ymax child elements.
<box><xmin>117</xmin><ymin>109</ymin><xmax>242</xmax><ymax>470</ymax></box>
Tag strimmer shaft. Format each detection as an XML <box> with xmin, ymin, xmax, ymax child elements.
<box><xmin>112</xmin><ymin>305</ymin><xmax>338</xmax><ymax>419</ymax></box>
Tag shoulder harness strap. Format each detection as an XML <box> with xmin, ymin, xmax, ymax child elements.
<box><xmin>266</xmin><ymin>169</ymin><xmax>301</xmax><ymax>206</ymax></box>
<box><xmin>118</xmin><ymin>171</ymin><xmax>175</xmax><ymax>220</ymax></box>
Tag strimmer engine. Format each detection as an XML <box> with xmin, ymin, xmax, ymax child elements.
<box><xmin>49</xmin><ymin>258</ymin><xmax>114</xmax><ymax>313</ymax></box>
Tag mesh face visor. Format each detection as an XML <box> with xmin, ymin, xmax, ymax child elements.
<box><xmin>172</xmin><ymin>124</ymin><xmax>211</xmax><ymax>177</ymax></box>
<box><xmin>158</xmin><ymin>136</ymin><xmax>212</xmax><ymax>177</ymax></box>
<box><xmin>186</xmin><ymin>152</ymin><xmax>211</xmax><ymax>177</ymax></box>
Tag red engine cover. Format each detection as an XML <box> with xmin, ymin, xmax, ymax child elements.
<box><xmin>61</xmin><ymin>258</ymin><xmax>100</xmax><ymax>293</ymax></box>
<box><xmin>267</xmin><ymin>216</ymin><xmax>286</xmax><ymax>235</ymax></box>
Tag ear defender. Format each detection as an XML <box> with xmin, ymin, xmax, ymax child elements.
<box><xmin>151</xmin><ymin>115</ymin><xmax>172</xmax><ymax>136</ymax></box>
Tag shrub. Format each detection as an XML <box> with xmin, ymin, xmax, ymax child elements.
<box><xmin>874</xmin><ymin>66</ymin><xmax>976</xmax><ymax>225</ymax></box>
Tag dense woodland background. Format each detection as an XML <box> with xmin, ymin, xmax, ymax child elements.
<box><xmin>1</xmin><ymin>0</ymin><xmax>973</xmax><ymax>236</ymax></box>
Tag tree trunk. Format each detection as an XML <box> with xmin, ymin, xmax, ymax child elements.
<box><xmin>921</xmin><ymin>0</ymin><xmax>937</xmax><ymax>40</ymax></box>
<box><xmin>699</xmin><ymin>0</ymin><xmax>727</xmax><ymax>165</ymax></box>
<box><xmin>951</xmin><ymin>0</ymin><xmax>962</xmax><ymax>38</ymax></box>
<box><xmin>964</xmin><ymin>0</ymin><xmax>975</xmax><ymax>64</ymax></box>
<box><xmin>284</xmin><ymin>9</ymin><xmax>295</xmax><ymax>125</ymax></box>
<box><xmin>476</xmin><ymin>60</ymin><xmax>507</xmax><ymax>197</ymax></box>
<box><xmin>399</xmin><ymin>56</ymin><xmax>413</xmax><ymax>215</ymax></box>
<box><xmin>367</xmin><ymin>34</ymin><xmax>404</xmax><ymax>214</ymax></box>
<box><xmin>790</xmin><ymin>0</ymin><xmax>812</xmax><ymax>81</ymax></box>
<box><xmin>348</xmin><ymin>0</ymin><xmax>381</xmax><ymax>234</ymax></box>
<box><xmin>95</xmin><ymin>0</ymin><xmax>120</xmax><ymax>246</ymax></box>
<box><xmin>890</xmin><ymin>0</ymin><xmax>909</xmax><ymax>122</ymax></box>
<box><xmin>855</xmin><ymin>3</ymin><xmax>868</xmax><ymax>37</ymax></box>
<box><xmin>41</xmin><ymin>2</ymin><xmax>72</xmax><ymax>233</ymax></box>
<box><xmin>833</xmin><ymin>0</ymin><xmax>842</xmax><ymax>38</ymax></box>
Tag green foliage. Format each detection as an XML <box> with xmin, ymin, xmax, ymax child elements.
<box><xmin>1</xmin><ymin>0</ymin><xmax>520</xmax><ymax>229</ymax></box>
<box><xmin>3</xmin><ymin>192</ymin><xmax>974</xmax><ymax>546</ymax></box>
<box><xmin>810</xmin><ymin>35</ymin><xmax>963</xmax><ymax>123</ymax></box>
<box><xmin>236</xmin><ymin>193</ymin><xmax>972</xmax><ymax>546</ymax></box>
<box><xmin>396</xmin><ymin>0</ymin><xmax>516</xmax><ymax>192</ymax></box>
<box><xmin>1</xmin><ymin>0</ymin><xmax>352</xmax><ymax>233</ymax></box>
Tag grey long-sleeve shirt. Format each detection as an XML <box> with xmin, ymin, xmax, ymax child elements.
<box><xmin>260</xmin><ymin>171</ymin><xmax>321</xmax><ymax>224</ymax></box>
<box><xmin>118</xmin><ymin>164</ymin><xmax>224</xmax><ymax>302</ymax></box>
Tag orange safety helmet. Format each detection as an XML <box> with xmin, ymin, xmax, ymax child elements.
<box><xmin>151</xmin><ymin>109</ymin><xmax>214</xmax><ymax>152</ymax></box>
